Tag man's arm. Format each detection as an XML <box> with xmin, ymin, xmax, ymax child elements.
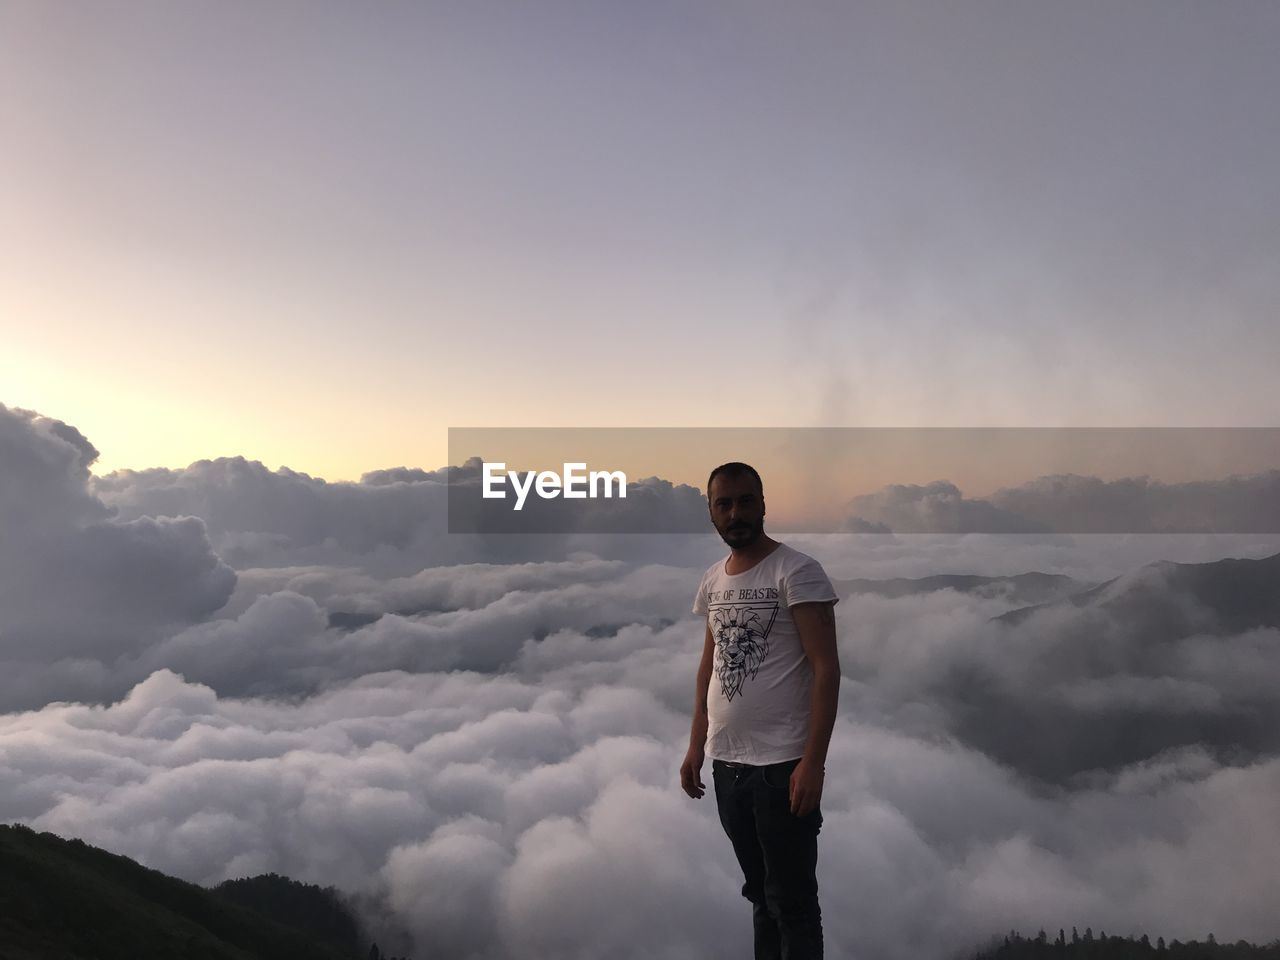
<box><xmin>680</xmin><ymin>622</ymin><xmax>715</xmax><ymax>799</ymax></box>
<box><xmin>790</xmin><ymin>600</ymin><xmax>840</xmax><ymax>816</ymax></box>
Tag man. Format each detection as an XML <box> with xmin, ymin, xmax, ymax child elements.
<box><xmin>680</xmin><ymin>462</ymin><xmax>840</xmax><ymax>960</ymax></box>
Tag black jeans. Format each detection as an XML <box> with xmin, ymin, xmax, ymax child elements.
<box><xmin>712</xmin><ymin>757</ymin><xmax>823</xmax><ymax>960</ymax></box>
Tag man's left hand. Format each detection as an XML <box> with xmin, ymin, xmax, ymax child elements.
<box><xmin>789</xmin><ymin>757</ymin><xmax>824</xmax><ymax>817</ymax></box>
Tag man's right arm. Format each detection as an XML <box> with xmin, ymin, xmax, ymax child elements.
<box><xmin>680</xmin><ymin>622</ymin><xmax>715</xmax><ymax>799</ymax></box>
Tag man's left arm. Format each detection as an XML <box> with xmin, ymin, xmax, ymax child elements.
<box><xmin>790</xmin><ymin>601</ymin><xmax>840</xmax><ymax>817</ymax></box>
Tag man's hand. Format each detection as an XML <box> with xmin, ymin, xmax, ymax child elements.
<box><xmin>789</xmin><ymin>757</ymin><xmax>824</xmax><ymax>817</ymax></box>
<box><xmin>680</xmin><ymin>744</ymin><xmax>707</xmax><ymax>799</ymax></box>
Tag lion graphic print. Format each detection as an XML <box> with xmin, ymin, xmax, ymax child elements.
<box><xmin>712</xmin><ymin>603</ymin><xmax>779</xmax><ymax>701</ymax></box>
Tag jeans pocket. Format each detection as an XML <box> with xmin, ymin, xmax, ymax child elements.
<box><xmin>760</xmin><ymin>759</ymin><xmax>798</xmax><ymax>790</ymax></box>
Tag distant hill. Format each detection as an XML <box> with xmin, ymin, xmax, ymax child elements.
<box><xmin>834</xmin><ymin>572</ymin><xmax>1090</xmax><ymax>605</ymax></box>
<box><xmin>994</xmin><ymin>551</ymin><xmax>1280</xmax><ymax>633</ymax></box>
<box><xmin>0</xmin><ymin>822</ymin><xmax>374</xmax><ymax>960</ymax></box>
<box><xmin>969</xmin><ymin>927</ymin><xmax>1280</xmax><ymax>958</ymax></box>
<box><xmin>211</xmin><ymin>873</ymin><xmax>363</xmax><ymax>955</ymax></box>
<box><xmin>943</xmin><ymin>550</ymin><xmax>1280</xmax><ymax>783</ymax></box>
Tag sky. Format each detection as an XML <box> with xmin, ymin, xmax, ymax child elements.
<box><xmin>4</xmin><ymin>4</ymin><xmax>1280</xmax><ymax>959</ymax></box>
<box><xmin>3</xmin><ymin>1</ymin><xmax>1279</xmax><ymax>481</ymax></box>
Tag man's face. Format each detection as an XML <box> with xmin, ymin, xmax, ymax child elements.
<box><xmin>708</xmin><ymin>473</ymin><xmax>765</xmax><ymax>549</ymax></box>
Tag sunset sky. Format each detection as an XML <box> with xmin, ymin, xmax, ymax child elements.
<box><xmin>4</xmin><ymin>2</ymin><xmax>1278</xmax><ymax>482</ymax></box>
<box><xmin>6</xmin><ymin>8</ymin><xmax>1280</xmax><ymax>957</ymax></box>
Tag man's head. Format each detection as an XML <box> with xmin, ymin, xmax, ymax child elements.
<box><xmin>706</xmin><ymin>462</ymin><xmax>766</xmax><ymax>549</ymax></box>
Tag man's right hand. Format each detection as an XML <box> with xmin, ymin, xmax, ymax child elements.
<box><xmin>680</xmin><ymin>745</ymin><xmax>706</xmax><ymax>799</ymax></box>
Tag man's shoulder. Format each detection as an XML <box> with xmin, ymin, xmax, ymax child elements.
<box><xmin>774</xmin><ymin>542</ymin><xmax>827</xmax><ymax>573</ymax></box>
<box><xmin>775</xmin><ymin>544</ymin><xmax>839</xmax><ymax>607</ymax></box>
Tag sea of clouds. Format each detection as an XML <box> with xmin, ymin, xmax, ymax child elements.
<box><xmin>3</xmin><ymin>400</ymin><xmax>1280</xmax><ymax>960</ymax></box>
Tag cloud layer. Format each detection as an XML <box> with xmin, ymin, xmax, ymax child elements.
<box><xmin>845</xmin><ymin>471</ymin><xmax>1280</xmax><ymax>534</ymax></box>
<box><xmin>5</xmin><ymin>403</ymin><xmax>1280</xmax><ymax>958</ymax></box>
<box><xmin>7</xmin><ymin>667</ymin><xmax>1279</xmax><ymax>959</ymax></box>
<box><xmin>0</xmin><ymin>404</ymin><xmax>234</xmax><ymax>673</ymax></box>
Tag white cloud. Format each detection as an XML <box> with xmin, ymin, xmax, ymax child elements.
<box><xmin>6</xmin><ymin>668</ymin><xmax>1280</xmax><ymax>958</ymax></box>
<box><xmin>844</xmin><ymin>471</ymin><xmax>1280</xmax><ymax>535</ymax></box>
<box><xmin>0</xmin><ymin>404</ymin><xmax>234</xmax><ymax>693</ymax></box>
<box><xmin>6</xmin><ymin>406</ymin><xmax>1280</xmax><ymax>956</ymax></box>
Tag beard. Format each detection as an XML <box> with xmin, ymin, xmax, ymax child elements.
<box><xmin>716</xmin><ymin>516</ymin><xmax>764</xmax><ymax>548</ymax></box>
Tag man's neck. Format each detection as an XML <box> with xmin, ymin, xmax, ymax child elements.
<box><xmin>726</xmin><ymin>534</ymin><xmax>781</xmax><ymax>574</ymax></box>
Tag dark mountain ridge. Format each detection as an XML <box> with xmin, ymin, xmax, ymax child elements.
<box><xmin>0</xmin><ymin>822</ymin><xmax>392</xmax><ymax>960</ymax></box>
<box><xmin>943</xmin><ymin>550</ymin><xmax>1280</xmax><ymax>783</ymax></box>
<box><xmin>835</xmin><ymin>571</ymin><xmax>1091</xmax><ymax>605</ymax></box>
<box><xmin>994</xmin><ymin>550</ymin><xmax>1280</xmax><ymax>634</ymax></box>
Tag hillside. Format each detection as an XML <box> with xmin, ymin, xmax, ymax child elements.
<box><xmin>0</xmin><ymin>822</ymin><xmax>366</xmax><ymax>960</ymax></box>
<box><xmin>835</xmin><ymin>571</ymin><xmax>1090</xmax><ymax>605</ymax></box>
<box><xmin>993</xmin><ymin>551</ymin><xmax>1280</xmax><ymax>632</ymax></box>
<box><xmin>969</xmin><ymin>928</ymin><xmax>1280</xmax><ymax>959</ymax></box>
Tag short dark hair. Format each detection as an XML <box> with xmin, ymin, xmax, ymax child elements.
<box><xmin>706</xmin><ymin>462</ymin><xmax>764</xmax><ymax>499</ymax></box>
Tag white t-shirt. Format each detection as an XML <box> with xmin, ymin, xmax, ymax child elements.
<box><xmin>691</xmin><ymin>542</ymin><xmax>839</xmax><ymax>765</ymax></box>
